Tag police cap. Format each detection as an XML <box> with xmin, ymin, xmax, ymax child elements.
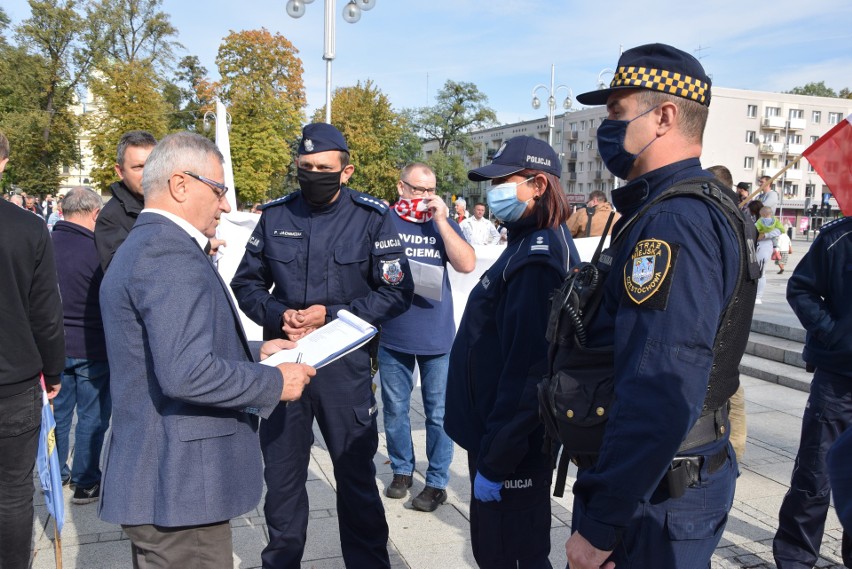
<box><xmin>577</xmin><ymin>43</ymin><xmax>711</xmax><ymax>107</ymax></box>
<box><xmin>298</xmin><ymin>123</ymin><xmax>349</xmax><ymax>155</ymax></box>
<box><xmin>468</xmin><ymin>136</ymin><xmax>561</xmax><ymax>181</ymax></box>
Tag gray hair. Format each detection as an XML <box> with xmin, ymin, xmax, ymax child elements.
<box><xmin>142</xmin><ymin>132</ymin><xmax>224</xmax><ymax>199</ymax></box>
<box><xmin>116</xmin><ymin>130</ymin><xmax>157</xmax><ymax>166</ymax></box>
<box><xmin>61</xmin><ymin>187</ymin><xmax>102</xmax><ymax>216</ymax></box>
<box><xmin>10</xmin><ymin>194</ymin><xmax>22</xmax><ymax>206</ymax></box>
<box><xmin>455</xmin><ymin>197</ymin><xmax>466</xmax><ymax>208</ymax></box>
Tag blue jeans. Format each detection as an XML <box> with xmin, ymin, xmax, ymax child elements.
<box><xmin>378</xmin><ymin>346</ymin><xmax>453</xmax><ymax>489</ymax></box>
<box><xmin>54</xmin><ymin>358</ymin><xmax>111</xmax><ymax>488</ymax></box>
<box><xmin>774</xmin><ymin>368</ymin><xmax>852</xmax><ymax>568</ymax></box>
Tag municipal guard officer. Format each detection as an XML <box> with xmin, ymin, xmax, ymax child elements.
<box><xmin>562</xmin><ymin>44</ymin><xmax>756</xmax><ymax>568</ymax></box>
<box><xmin>444</xmin><ymin>136</ymin><xmax>579</xmax><ymax>567</ymax></box>
<box><xmin>231</xmin><ymin>123</ymin><xmax>413</xmax><ymax>568</ymax></box>
<box><xmin>775</xmin><ymin>215</ymin><xmax>852</xmax><ymax>568</ymax></box>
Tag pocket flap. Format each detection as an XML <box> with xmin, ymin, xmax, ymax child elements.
<box><xmin>178</xmin><ymin>416</ymin><xmax>237</xmax><ymax>441</ymax></box>
<box><xmin>335</xmin><ymin>246</ymin><xmax>368</xmax><ymax>265</ymax></box>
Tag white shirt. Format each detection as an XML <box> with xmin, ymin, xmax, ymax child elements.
<box><xmin>460</xmin><ymin>215</ymin><xmax>500</xmax><ymax>245</ymax></box>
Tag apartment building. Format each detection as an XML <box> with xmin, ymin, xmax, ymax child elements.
<box><xmin>424</xmin><ymin>87</ymin><xmax>851</xmax><ymax>228</ymax></box>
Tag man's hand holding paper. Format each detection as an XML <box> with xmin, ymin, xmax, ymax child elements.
<box><xmin>259</xmin><ymin>338</ymin><xmax>316</xmax><ymax>401</ymax></box>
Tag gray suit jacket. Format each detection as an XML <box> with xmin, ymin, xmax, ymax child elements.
<box><xmin>98</xmin><ymin>212</ymin><xmax>282</xmax><ymax>527</ymax></box>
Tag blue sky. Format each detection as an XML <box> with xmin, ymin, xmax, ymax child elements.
<box><xmin>5</xmin><ymin>0</ymin><xmax>852</xmax><ymax>124</ymax></box>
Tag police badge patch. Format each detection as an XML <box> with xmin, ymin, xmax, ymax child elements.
<box><xmin>624</xmin><ymin>238</ymin><xmax>679</xmax><ymax>309</ymax></box>
<box><xmin>304</xmin><ymin>139</ymin><xmax>314</xmax><ymax>152</ymax></box>
<box><xmin>380</xmin><ymin>258</ymin><xmax>404</xmax><ymax>285</ymax></box>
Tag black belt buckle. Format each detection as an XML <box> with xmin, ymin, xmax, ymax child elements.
<box><xmin>666</xmin><ymin>456</ymin><xmax>702</xmax><ymax>499</ymax></box>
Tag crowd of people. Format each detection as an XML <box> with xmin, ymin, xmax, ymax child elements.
<box><xmin>1</xmin><ymin>41</ymin><xmax>850</xmax><ymax>569</ymax></box>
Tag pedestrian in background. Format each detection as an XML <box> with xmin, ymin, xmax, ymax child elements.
<box><xmin>444</xmin><ymin>135</ymin><xmax>578</xmax><ymax>567</ymax></box>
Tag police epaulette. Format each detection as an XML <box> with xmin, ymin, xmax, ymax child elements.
<box><xmin>259</xmin><ymin>192</ymin><xmax>297</xmax><ymax>210</ymax></box>
<box><xmin>352</xmin><ymin>191</ymin><xmax>388</xmax><ymax>214</ymax></box>
<box><xmin>818</xmin><ymin>216</ymin><xmax>850</xmax><ymax>233</ymax></box>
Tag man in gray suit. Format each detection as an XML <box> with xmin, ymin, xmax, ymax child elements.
<box><xmin>98</xmin><ymin>132</ymin><xmax>315</xmax><ymax>568</ymax></box>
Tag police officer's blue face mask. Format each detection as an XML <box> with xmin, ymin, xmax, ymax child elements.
<box><xmin>486</xmin><ymin>176</ymin><xmax>535</xmax><ymax>222</ymax></box>
<box><xmin>596</xmin><ymin>105</ymin><xmax>660</xmax><ymax>180</ymax></box>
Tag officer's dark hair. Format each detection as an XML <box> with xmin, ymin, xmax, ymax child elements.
<box><xmin>517</xmin><ymin>168</ymin><xmax>571</xmax><ymax>230</ymax></box>
<box><xmin>637</xmin><ymin>90</ymin><xmax>708</xmax><ymax>142</ymax></box>
<box><xmin>588</xmin><ymin>190</ymin><xmax>608</xmax><ymax>203</ymax></box>
<box><xmin>707</xmin><ymin>165</ymin><xmax>733</xmax><ymax>188</ymax></box>
<box><xmin>0</xmin><ymin>130</ymin><xmax>9</xmax><ymax>160</ymax></box>
<box><xmin>116</xmin><ymin>130</ymin><xmax>157</xmax><ymax>166</ymax></box>
<box><xmin>339</xmin><ymin>151</ymin><xmax>350</xmax><ymax>168</ymax></box>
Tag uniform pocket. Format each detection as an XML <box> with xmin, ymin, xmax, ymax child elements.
<box><xmin>667</xmin><ymin>508</ymin><xmax>727</xmax><ymax>541</ymax></box>
<box><xmin>0</xmin><ymin>386</ymin><xmax>39</xmax><ymax>437</ymax></box>
<box><xmin>334</xmin><ymin>244</ymin><xmax>369</xmax><ymax>298</ymax></box>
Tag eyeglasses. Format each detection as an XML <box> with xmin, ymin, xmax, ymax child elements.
<box><xmin>183</xmin><ymin>171</ymin><xmax>229</xmax><ymax>200</ymax></box>
<box><xmin>400</xmin><ymin>180</ymin><xmax>437</xmax><ymax>196</ymax></box>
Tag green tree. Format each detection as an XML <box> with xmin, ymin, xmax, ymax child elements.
<box><xmin>216</xmin><ymin>28</ymin><xmax>306</xmax><ymax>206</ymax></box>
<box><xmin>423</xmin><ymin>149</ymin><xmax>469</xmax><ymax>202</ymax></box>
<box><xmin>86</xmin><ymin>59</ymin><xmax>170</xmax><ymax>190</ymax></box>
<box><xmin>163</xmin><ymin>55</ymin><xmax>213</xmax><ymax>132</ymax></box>
<box><xmin>94</xmin><ymin>0</ymin><xmax>178</xmax><ymax>66</ymax></box>
<box><xmin>412</xmin><ymin>80</ymin><xmax>497</xmax><ymax>153</ymax></box>
<box><xmin>312</xmin><ymin>80</ymin><xmax>414</xmax><ymax>202</ymax></box>
<box><xmin>786</xmin><ymin>81</ymin><xmax>837</xmax><ymax>97</ymax></box>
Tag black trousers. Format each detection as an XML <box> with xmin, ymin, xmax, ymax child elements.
<box><xmin>122</xmin><ymin>521</ymin><xmax>232</xmax><ymax>569</ymax></box>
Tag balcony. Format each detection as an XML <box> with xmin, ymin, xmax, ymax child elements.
<box><xmin>565</xmin><ymin>151</ymin><xmax>578</xmax><ymax>161</ymax></box>
<box><xmin>783</xmin><ymin>170</ymin><xmax>802</xmax><ymax>181</ymax></box>
<box><xmin>567</xmin><ymin>131</ymin><xmax>579</xmax><ymax>141</ymax></box>
<box><xmin>762</xmin><ymin>116</ymin><xmax>786</xmax><ymax>129</ymax></box>
<box><xmin>761</xmin><ymin>167</ymin><xmax>781</xmax><ymax>178</ymax></box>
<box><xmin>787</xmin><ymin>118</ymin><xmax>806</xmax><ymax>130</ymax></box>
<box><xmin>786</xmin><ymin>143</ymin><xmax>805</xmax><ymax>156</ymax></box>
<box><xmin>760</xmin><ymin>142</ymin><xmax>784</xmax><ymax>154</ymax></box>
<box><xmin>567</xmin><ymin>172</ymin><xmax>577</xmax><ymax>181</ymax></box>
<box><xmin>594</xmin><ymin>170</ymin><xmax>603</xmax><ymax>180</ymax></box>
<box><xmin>589</xmin><ymin>127</ymin><xmax>598</xmax><ymax>137</ymax></box>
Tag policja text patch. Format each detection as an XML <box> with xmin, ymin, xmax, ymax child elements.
<box><xmin>623</xmin><ymin>238</ymin><xmax>679</xmax><ymax>309</ymax></box>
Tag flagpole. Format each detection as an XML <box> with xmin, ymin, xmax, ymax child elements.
<box><xmin>740</xmin><ymin>154</ymin><xmax>805</xmax><ymax>208</ymax></box>
<box><xmin>48</xmin><ymin>398</ymin><xmax>63</xmax><ymax>569</ymax></box>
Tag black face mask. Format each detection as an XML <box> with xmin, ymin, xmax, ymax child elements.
<box><xmin>297</xmin><ymin>168</ymin><xmax>342</xmax><ymax>207</ymax></box>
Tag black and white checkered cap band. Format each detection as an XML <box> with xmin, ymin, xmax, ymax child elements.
<box><xmin>612</xmin><ymin>66</ymin><xmax>710</xmax><ymax>106</ymax></box>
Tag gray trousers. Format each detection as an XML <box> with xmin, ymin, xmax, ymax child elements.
<box><xmin>122</xmin><ymin>521</ymin><xmax>232</xmax><ymax>569</ymax></box>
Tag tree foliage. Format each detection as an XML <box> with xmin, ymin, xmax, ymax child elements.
<box><xmin>787</xmin><ymin>81</ymin><xmax>852</xmax><ymax>99</ymax></box>
<box><xmin>163</xmin><ymin>55</ymin><xmax>214</xmax><ymax>132</ymax></box>
<box><xmin>423</xmin><ymin>149</ymin><xmax>469</xmax><ymax>202</ymax></box>
<box><xmin>411</xmin><ymin>80</ymin><xmax>497</xmax><ymax>153</ymax></box>
<box><xmin>311</xmin><ymin>80</ymin><xmax>415</xmax><ymax>202</ymax></box>
<box><xmin>93</xmin><ymin>0</ymin><xmax>178</xmax><ymax>66</ymax></box>
<box><xmin>216</xmin><ymin>28</ymin><xmax>305</xmax><ymax>206</ymax></box>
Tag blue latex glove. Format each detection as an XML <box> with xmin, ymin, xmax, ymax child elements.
<box><xmin>474</xmin><ymin>471</ymin><xmax>503</xmax><ymax>502</ymax></box>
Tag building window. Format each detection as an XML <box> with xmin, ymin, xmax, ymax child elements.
<box><xmin>744</xmin><ymin>156</ymin><xmax>754</xmax><ymax>169</ymax></box>
<box><xmin>829</xmin><ymin>112</ymin><xmax>843</xmax><ymax>125</ymax></box>
<box><xmin>805</xmin><ymin>184</ymin><xmax>815</xmax><ymax>198</ymax></box>
<box><xmin>578</xmin><ymin>162</ymin><xmax>584</xmax><ymax>172</ymax></box>
<box><xmin>761</xmin><ymin>158</ymin><xmax>773</xmax><ymax>169</ymax></box>
<box><xmin>570</xmin><ymin>122</ymin><xmax>577</xmax><ymax>132</ymax></box>
<box><xmin>747</xmin><ymin>104</ymin><xmax>757</xmax><ymax>118</ymax></box>
<box><xmin>569</xmin><ymin>142</ymin><xmax>577</xmax><ymax>153</ymax></box>
<box><xmin>789</xmin><ymin>109</ymin><xmax>803</xmax><ymax>119</ymax></box>
<box><xmin>812</xmin><ymin>110</ymin><xmax>821</xmax><ymax>123</ymax></box>
<box><xmin>745</xmin><ymin>131</ymin><xmax>756</xmax><ymax>143</ymax></box>
<box><xmin>765</xmin><ymin>106</ymin><xmax>781</xmax><ymax>117</ymax></box>
<box><xmin>589</xmin><ymin>118</ymin><xmax>596</xmax><ymax>128</ymax></box>
<box><xmin>62</xmin><ymin>165</ymin><xmax>70</xmax><ymax>174</ymax></box>
<box><xmin>788</xmin><ymin>134</ymin><xmax>802</xmax><ymax>144</ymax></box>
<box><xmin>811</xmin><ymin>135</ymin><xmax>819</xmax><ymax>144</ymax></box>
<box><xmin>580</xmin><ymin>121</ymin><xmax>586</xmax><ymax>131</ymax></box>
<box><xmin>808</xmin><ymin>162</ymin><xmax>816</xmax><ymax>173</ymax></box>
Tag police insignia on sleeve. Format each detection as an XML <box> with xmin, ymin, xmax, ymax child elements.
<box><xmin>624</xmin><ymin>238</ymin><xmax>679</xmax><ymax>309</ymax></box>
<box><xmin>381</xmin><ymin>258</ymin><xmax>404</xmax><ymax>285</ymax></box>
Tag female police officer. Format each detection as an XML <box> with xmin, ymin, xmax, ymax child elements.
<box><xmin>444</xmin><ymin>136</ymin><xmax>579</xmax><ymax>568</ymax></box>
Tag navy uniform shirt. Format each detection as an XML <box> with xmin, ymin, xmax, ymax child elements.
<box><xmin>571</xmin><ymin>158</ymin><xmax>742</xmax><ymax>549</ymax></box>
<box><xmin>231</xmin><ymin>186</ymin><xmax>413</xmax><ymax>349</ymax></box>
<box><xmin>444</xmin><ymin>217</ymin><xmax>579</xmax><ymax>482</ymax></box>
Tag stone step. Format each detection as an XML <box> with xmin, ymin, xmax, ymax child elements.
<box><xmin>745</xmin><ymin>331</ymin><xmax>806</xmax><ymax>369</ymax></box>
<box><xmin>750</xmin><ymin>316</ymin><xmax>806</xmax><ymax>343</ymax></box>
<box><xmin>739</xmin><ymin>353</ymin><xmax>812</xmax><ymax>393</ymax></box>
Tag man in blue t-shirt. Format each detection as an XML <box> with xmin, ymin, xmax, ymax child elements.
<box><xmin>379</xmin><ymin>163</ymin><xmax>476</xmax><ymax>512</ymax></box>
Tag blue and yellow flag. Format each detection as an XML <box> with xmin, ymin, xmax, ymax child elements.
<box><xmin>37</xmin><ymin>382</ymin><xmax>65</xmax><ymax>534</ymax></box>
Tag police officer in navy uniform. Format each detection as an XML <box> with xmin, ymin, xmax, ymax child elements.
<box><xmin>775</xmin><ymin>214</ymin><xmax>852</xmax><ymax>568</ymax></box>
<box><xmin>231</xmin><ymin>123</ymin><xmax>413</xmax><ymax>568</ymax></box>
<box><xmin>562</xmin><ymin>44</ymin><xmax>754</xmax><ymax>568</ymax></box>
<box><xmin>444</xmin><ymin>136</ymin><xmax>579</xmax><ymax>568</ymax></box>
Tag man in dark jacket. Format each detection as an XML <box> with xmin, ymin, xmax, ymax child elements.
<box><xmin>774</xmin><ymin>215</ymin><xmax>852</xmax><ymax>568</ymax></box>
<box><xmin>0</xmin><ymin>130</ymin><xmax>65</xmax><ymax>568</ymax></box>
<box><xmin>94</xmin><ymin>130</ymin><xmax>156</xmax><ymax>271</ymax></box>
<box><xmin>52</xmin><ymin>187</ymin><xmax>112</xmax><ymax>505</ymax></box>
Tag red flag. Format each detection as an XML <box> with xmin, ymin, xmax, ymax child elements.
<box><xmin>803</xmin><ymin>113</ymin><xmax>852</xmax><ymax>216</ymax></box>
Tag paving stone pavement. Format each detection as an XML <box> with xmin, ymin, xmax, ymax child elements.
<box><xmin>30</xmin><ymin>233</ymin><xmax>848</xmax><ymax>568</ymax></box>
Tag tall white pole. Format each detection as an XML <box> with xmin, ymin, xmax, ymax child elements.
<box><xmin>323</xmin><ymin>0</ymin><xmax>336</xmax><ymax>123</ymax></box>
<box><xmin>547</xmin><ymin>64</ymin><xmax>555</xmax><ymax>147</ymax></box>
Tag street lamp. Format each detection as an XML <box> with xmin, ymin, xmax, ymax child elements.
<box><xmin>597</xmin><ymin>68</ymin><xmax>614</xmax><ymax>90</ymax></box>
<box><xmin>202</xmin><ymin>110</ymin><xmax>231</xmax><ymax>132</ymax></box>
<box><xmin>285</xmin><ymin>0</ymin><xmax>376</xmax><ymax>123</ymax></box>
<box><xmin>531</xmin><ymin>64</ymin><xmax>572</xmax><ymax>148</ymax></box>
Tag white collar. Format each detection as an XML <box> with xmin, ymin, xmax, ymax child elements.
<box><xmin>142</xmin><ymin>208</ymin><xmax>209</xmax><ymax>252</ymax></box>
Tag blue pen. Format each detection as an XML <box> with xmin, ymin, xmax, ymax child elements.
<box><xmin>286</xmin><ymin>352</ymin><xmax>303</xmax><ymax>408</ymax></box>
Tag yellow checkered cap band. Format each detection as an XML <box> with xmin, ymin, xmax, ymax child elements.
<box><xmin>612</xmin><ymin>66</ymin><xmax>710</xmax><ymax>106</ymax></box>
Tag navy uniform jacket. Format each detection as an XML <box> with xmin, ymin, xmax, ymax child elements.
<box><xmin>231</xmin><ymin>186</ymin><xmax>413</xmax><ymax>378</ymax></box>
<box><xmin>571</xmin><ymin>158</ymin><xmax>742</xmax><ymax>550</ymax></box>
<box><xmin>444</xmin><ymin>217</ymin><xmax>579</xmax><ymax>482</ymax></box>
<box><xmin>786</xmin><ymin>216</ymin><xmax>852</xmax><ymax>376</ymax></box>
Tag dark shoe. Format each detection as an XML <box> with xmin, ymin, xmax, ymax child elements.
<box><xmin>411</xmin><ymin>486</ymin><xmax>447</xmax><ymax>512</ymax></box>
<box><xmin>385</xmin><ymin>474</ymin><xmax>412</xmax><ymax>499</ymax></box>
<box><xmin>72</xmin><ymin>483</ymin><xmax>100</xmax><ymax>505</ymax></box>
<box><xmin>778</xmin><ymin>269</ymin><xmax>784</xmax><ymax>274</ymax></box>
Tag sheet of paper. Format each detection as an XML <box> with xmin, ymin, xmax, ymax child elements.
<box><xmin>260</xmin><ymin>310</ymin><xmax>376</xmax><ymax>369</ymax></box>
<box><xmin>409</xmin><ymin>259</ymin><xmax>444</xmax><ymax>301</ymax></box>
